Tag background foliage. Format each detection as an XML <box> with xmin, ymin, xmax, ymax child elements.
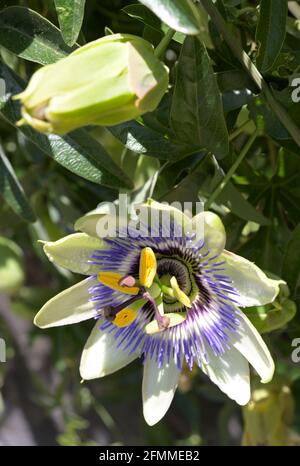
<box><xmin>0</xmin><ymin>0</ymin><xmax>300</xmax><ymax>446</ymax></box>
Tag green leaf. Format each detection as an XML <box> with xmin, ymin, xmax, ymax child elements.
<box><xmin>54</xmin><ymin>0</ymin><xmax>86</xmax><ymax>46</ymax></box>
<box><xmin>154</xmin><ymin>152</ymin><xmax>204</xmax><ymax>199</ymax></box>
<box><xmin>248</xmin><ymin>93</ymin><xmax>299</xmax><ymax>156</ymax></box>
<box><xmin>0</xmin><ymin>236</ymin><xmax>24</xmax><ymax>294</ymax></box>
<box><xmin>190</xmin><ymin>155</ymin><xmax>270</xmax><ymax>225</ymax></box>
<box><xmin>217</xmin><ymin>70</ymin><xmax>256</xmax><ymax>112</ymax></box>
<box><xmin>0</xmin><ymin>6</ymin><xmax>75</xmax><ymax>65</ymax></box>
<box><xmin>282</xmin><ymin>223</ymin><xmax>300</xmax><ymax>298</ymax></box>
<box><xmin>0</xmin><ymin>144</ymin><xmax>36</xmax><ymax>222</ymax></box>
<box><xmin>223</xmin><ymin>0</ymin><xmax>243</xmax><ymax>5</ymax></box>
<box><xmin>170</xmin><ymin>36</ymin><xmax>229</xmax><ymax>159</ymax></box>
<box><xmin>142</xmin><ymin>94</ymin><xmax>173</xmax><ymax>135</ymax></box>
<box><xmin>160</xmin><ymin>157</ymin><xmax>207</xmax><ymax>205</ymax></box>
<box><xmin>248</xmin><ymin>95</ymin><xmax>290</xmax><ymax>141</ymax></box>
<box><xmin>0</xmin><ymin>63</ymin><xmax>132</xmax><ymax>189</ymax></box>
<box><xmin>123</xmin><ymin>4</ymin><xmax>161</xmax><ymax>31</ymax></box>
<box><xmin>218</xmin><ymin>181</ymin><xmax>270</xmax><ymax>226</ymax></box>
<box><xmin>109</xmin><ymin>120</ymin><xmax>194</xmax><ymax>160</ymax></box>
<box><xmin>271</xmin><ymin>85</ymin><xmax>300</xmax><ymax>133</ymax></box>
<box><xmin>209</xmin><ymin>158</ymin><xmax>270</xmax><ymax>225</ymax></box>
<box><xmin>256</xmin><ymin>0</ymin><xmax>288</xmax><ymax>73</ymax></box>
<box><xmin>244</xmin><ymin>298</ymin><xmax>296</xmax><ymax>334</ymax></box>
<box><xmin>137</xmin><ymin>0</ymin><xmax>201</xmax><ymax>34</ymax></box>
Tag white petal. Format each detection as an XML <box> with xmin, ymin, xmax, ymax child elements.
<box><xmin>192</xmin><ymin>211</ymin><xmax>226</xmax><ymax>256</ymax></box>
<box><xmin>136</xmin><ymin>201</ymin><xmax>226</xmax><ymax>257</ymax></box>
<box><xmin>222</xmin><ymin>250</ymin><xmax>284</xmax><ymax>307</ymax></box>
<box><xmin>74</xmin><ymin>203</ymin><xmax>121</xmax><ymax>238</ymax></box>
<box><xmin>201</xmin><ymin>346</ymin><xmax>251</xmax><ymax>405</ymax></box>
<box><xmin>142</xmin><ymin>356</ymin><xmax>181</xmax><ymax>426</ymax></box>
<box><xmin>231</xmin><ymin>312</ymin><xmax>275</xmax><ymax>384</ymax></box>
<box><xmin>34</xmin><ymin>277</ymin><xmax>98</xmax><ymax>328</ymax></box>
<box><xmin>80</xmin><ymin>321</ymin><xmax>137</xmax><ymax>379</ymax></box>
<box><xmin>75</xmin><ymin>213</ymin><xmax>109</xmax><ymax>237</ymax></box>
<box><xmin>137</xmin><ymin>199</ymin><xmax>191</xmax><ymax>235</ymax></box>
<box><xmin>43</xmin><ymin>233</ymin><xmax>105</xmax><ymax>275</ymax></box>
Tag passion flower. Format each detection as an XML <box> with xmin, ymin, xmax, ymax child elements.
<box><xmin>34</xmin><ymin>200</ymin><xmax>283</xmax><ymax>425</ymax></box>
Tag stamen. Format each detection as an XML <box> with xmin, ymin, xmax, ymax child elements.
<box><xmin>118</xmin><ymin>275</ymin><xmax>136</xmax><ymax>288</ymax></box>
<box><xmin>170</xmin><ymin>276</ymin><xmax>192</xmax><ymax>308</ymax></box>
<box><xmin>98</xmin><ymin>271</ymin><xmax>139</xmax><ymax>295</ymax></box>
<box><xmin>113</xmin><ymin>308</ymin><xmax>137</xmax><ymax>327</ymax></box>
<box><xmin>103</xmin><ymin>307</ymin><xmax>117</xmax><ymax>321</ymax></box>
<box><xmin>139</xmin><ymin>247</ymin><xmax>157</xmax><ymax>288</ymax></box>
<box><xmin>103</xmin><ymin>294</ymin><xmax>142</xmax><ymax>321</ymax></box>
<box><xmin>145</xmin><ymin>312</ymin><xmax>187</xmax><ymax>334</ymax></box>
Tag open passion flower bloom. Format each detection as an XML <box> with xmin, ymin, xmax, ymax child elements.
<box><xmin>34</xmin><ymin>200</ymin><xmax>284</xmax><ymax>426</ymax></box>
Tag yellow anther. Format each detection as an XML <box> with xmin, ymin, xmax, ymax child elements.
<box><xmin>98</xmin><ymin>271</ymin><xmax>139</xmax><ymax>295</ymax></box>
<box><xmin>16</xmin><ymin>118</ymin><xmax>27</xmax><ymax>127</ymax></box>
<box><xmin>139</xmin><ymin>247</ymin><xmax>157</xmax><ymax>288</ymax></box>
<box><xmin>170</xmin><ymin>276</ymin><xmax>192</xmax><ymax>308</ymax></box>
<box><xmin>113</xmin><ymin>308</ymin><xmax>137</xmax><ymax>327</ymax></box>
<box><xmin>145</xmin><ymin>312</ymin><xmax>187</xmax><ymax>334</ymax></box>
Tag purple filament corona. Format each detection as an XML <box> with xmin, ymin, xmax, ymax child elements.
<box><xmin>88</xmin><ymin>222</ymin><xmax>241</xmax><ymax>370</ymax></box>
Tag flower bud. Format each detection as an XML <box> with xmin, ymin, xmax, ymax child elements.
<box><xmin>14</xmin><ymin>34</ymin><xmax>169</xmax><ymax>135</ymax></box>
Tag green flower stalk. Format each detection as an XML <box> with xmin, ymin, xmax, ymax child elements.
<box><xmin>14</xmin><ymin>34</ymin><xmax>169</xmax><ymax>135</ymax></box>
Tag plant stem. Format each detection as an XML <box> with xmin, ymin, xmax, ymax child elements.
<box><xmin>120</xmin><ymin>147</ymin><xmax>130</xmax><ymax>169</ymax></box>
<box><xmin>205</xmin><ymin>129</ymin><xmax>258</xmax><ymax>210</ymax></box>
<box><xmin>148</xmin><ymin>161</ymin><xmax>168</xmax><ymax>198</ymax></box>
<box><xmin>199</xmin><ymin>0</ymin><xmax>300</xmax><ymax>148</ymax></box>
<box><xmin>154</xmin><ymin>28</ymin><xmax>176</xmax><ymax>58</ymax></box>
<box><xmin>229</xmin><ymin>119</ymin><xmax>251</xmax><ymax>141</ymax></box>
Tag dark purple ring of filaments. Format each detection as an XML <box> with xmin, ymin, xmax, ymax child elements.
<box><xmin>87</xmin><ymin>221</ymin><xmax>242</xmax><ymax>370</ymax></box>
